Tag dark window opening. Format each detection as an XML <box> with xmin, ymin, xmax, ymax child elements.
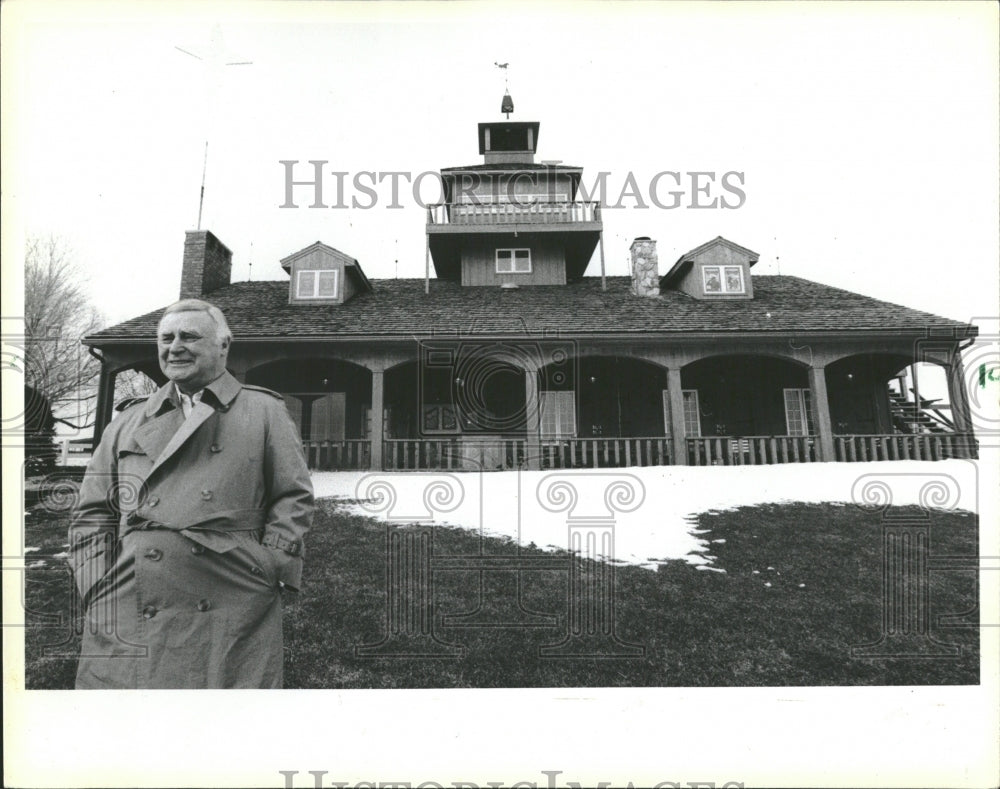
<box><xmin>489</xmin><ymin>126</ymin><xmax>530</xmax><ymax>152</ymax></box>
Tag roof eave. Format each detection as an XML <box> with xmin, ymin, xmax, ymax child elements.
<box><xmin>83</xmin><ymin>325</ymin><xmax>979</xmax><ymax>347</ymax></box>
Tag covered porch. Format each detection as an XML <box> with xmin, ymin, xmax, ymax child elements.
<box><xmin>89</xmin><ymin>341</ymin><xmax>978</xmax><ymax>472</ymax></box>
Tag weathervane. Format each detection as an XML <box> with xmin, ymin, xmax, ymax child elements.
<box><xmin>495</xmin><ymin>62</ymin><xmax>513</xmax><ymax>117</ymax></box>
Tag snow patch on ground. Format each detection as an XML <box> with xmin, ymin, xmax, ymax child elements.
<box><xmin>311</xmin><ymin>460</ymin><xmax>978</xmax><ymax>571</ymax></box>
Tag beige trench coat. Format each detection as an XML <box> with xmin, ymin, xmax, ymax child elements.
<box><xmin>69</xmin><ymin>371</ymin><xmax>313</xmax><ymax>688</ymax></box>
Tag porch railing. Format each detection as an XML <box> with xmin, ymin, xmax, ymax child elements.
<box><xmin>304</xmin><ymin>433</ymin><xmax>979</xmax><ymax>471</ymax></box>
<box><xmin>686</xmin><ymin>435</ymin><xmax>818</xmax><ymax>466</ymax></box>
<box><xmin>302</xmin><ymin>440</ymin><xmax>371</xmax><ymax>470</ymax></box>
<box><xmin>833</xmin><ymin>433</ymin><xmax>979</xmax><ymax>462</ymax></box>
<box><xmin>426</xmin><ymin>201</ymin><xmax>601</xmax><ymax>226</ymax></box>
<box><xmin>383</xmin><ymin>436</ymin><xmax>673</xmax><ymax>470</ymax></box>
<box><xmin>384</xmin><ymin>438</ymin><xmax>527</xmax><ymax>471</ymax></box>
<box><xmin>540</xmin><ymin>437</ymin><xmax>672</xmax><ymax>469</ymax></box>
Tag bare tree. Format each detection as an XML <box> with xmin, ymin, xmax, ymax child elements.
<box><xmin>114</xmin><ymin>368</ymin><xmax>160</xmax><ymax>405</ymax></box>
<box><xmin>24</xmin><ymin>235</ymin><xmax>104</xmax><ymax>430</ymax></box>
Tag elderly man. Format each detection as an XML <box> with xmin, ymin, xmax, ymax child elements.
<box><xmin>69</xmin><ymin>299</ymin><xmax>313</xmax><ymax>688</ymax></box>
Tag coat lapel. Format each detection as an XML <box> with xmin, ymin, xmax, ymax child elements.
<box><xmin>146</xmin><ymin>400</ymin><xmax>216</xmax><ymax>479</ymax></box>
<box><xmin>134</xmin><ymin>373</ymin><xmax>243</xmax><ymax>482</ymax></box>
<box><xmin>132</xmin><ymin>409</ymin><xmax>185</xmax><ymax>465</ymax></box>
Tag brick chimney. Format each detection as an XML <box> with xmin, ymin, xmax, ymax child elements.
<box><xmin>180</xmin><ymin>230</ymin><xmax>232</xmax><ymax>299</ymax></box>
<box><xmin>629</xmin><ymin>237</ymin><xmax>660</xmax><ymax>297</ymax></box>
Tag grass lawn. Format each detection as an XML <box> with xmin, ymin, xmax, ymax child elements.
<box><xmin>24</xmin><ymin>493</ymin><xmax>979</xmax><ymax>689</ymax></box>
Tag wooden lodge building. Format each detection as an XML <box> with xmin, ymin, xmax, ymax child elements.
<box><xmin>84</xmin><ymin>101</ymin><xmax>978</xmax><ymax>471</ymax></box>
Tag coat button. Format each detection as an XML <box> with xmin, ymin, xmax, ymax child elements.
<box><xmin>196</xmin><ymin>599</ymin><xmax>211</xmax><ymax>612</ymax></box>
<box><xmin>144</xmin><ymin>548</ymin><xmax>163</xmax><ymax>561</ymax></box>
<box><xmin>251</xmin><ymin>565</ymin><xmax>264</xmax><ymax>576</ymax></box>
<box><xmin>201</xmin><ymin>490</ymin><xmax>213</xmax><ymax>501</ymax></box>
<box><xmin>210</xmin><ymin>444</ymin><xmax>222</xmax><ymax>453</ymax></box>
<box><xmin>148</xmin><ymin>496</ymin><xmax>159</xmax><ymax>507</ymax></box>
<box><xmin>190</xmin><ymin>544</ymin><xmax>205</xmax><ymax>555</ymax></box>
<box><xmin>142</xmin><ymin>605</ymin><xmax>157</xmax><ymax>619</ymax></box>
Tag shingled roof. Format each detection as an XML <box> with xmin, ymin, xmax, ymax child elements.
<box><xmin>84</xmin><ymin>275</ymin><xmax>975</xmax><ymax>344</ymax></box>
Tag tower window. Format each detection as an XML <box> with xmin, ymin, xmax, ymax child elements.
<box><xmin>297</xmin><ymin>269</ymin><xmax>339</xmax><ymax>299</ymax></box>
<box><xmin>488</xmin><ymin>126</ymin><xmax>530</xmax><ymax>152</ymax></box>
<box><xmin>496</xmin><ymin>248</ymin><xmax>531</xmax><ymax>274</ymax></box>
<box><xmin>703</xmin><ymin>265</ymin><xmax>745</xmax><ymax>294</ymax></box>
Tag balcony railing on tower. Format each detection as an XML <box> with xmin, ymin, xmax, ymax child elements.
<box><xmin>427</xmin><ymin>201</ymin><xmax>601</xmax><ymax>226</ymax></box>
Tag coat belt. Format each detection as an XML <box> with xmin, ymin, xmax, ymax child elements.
<box><xmin>120</xmin><ymin>508</ymin><xmax>268</xmax><ymax>539</ymax></box>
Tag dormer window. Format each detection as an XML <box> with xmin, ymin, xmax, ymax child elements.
<box><xmin>496</xmin><ymin>248</ymin><xmax>531</xmax><ymax>274</ymax></box>
<box><xmin>660</xmin><ymin>237</ymin><xmax>758</xmax><ymax>300</ymax></box>
<box><xmin>703</xmin><ymin>265</ymin><xmax>745</xmax><ymax>294</ymax></box>
<box><xmin>281</xmin><ymin>242</ymin><xmax>372</xmax><ymax>305</ymax></box>
<box><xmin>297</xmin><ymin>269</ymin><xmax>339</xmax><ymax>299</ymax></box>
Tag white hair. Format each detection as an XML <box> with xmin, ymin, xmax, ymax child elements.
<box><xmin>160</xmin><ymin>299</ymin><xmax>233</xmax><ymax>344</ymax></box>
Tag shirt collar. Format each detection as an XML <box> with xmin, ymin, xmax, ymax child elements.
<box><xmin>145</xmin><ymin>370</ymin><xmax>242</xmax><ymax>417</ymax></box>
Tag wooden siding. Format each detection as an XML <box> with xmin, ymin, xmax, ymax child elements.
<box><xmin>682</xmin><ymin>357</ymin><xmax>807</xmax><ymax>436</ymax></box>
<box><xmin>827</xmin><ymin>375</ymin><xmax>891</xmax><ymax>434</ymax></box>
<box><xmin>461</xmin><ymin>237</ymin><xmax>567</xmax><ymax>286</ymax></box>
<box><xmin>287</xmin><ymin>248</ymin><xmax>347</xmax><ymax>305</ymax></box>
<box><xmin>452</xmin><ymin>172</ymin><xmax>574</xmax><ymax>204</ymax></box>
<box><xmin>673</xmin><ymin>243</ymin><xmax>755</xmax><ymax>300</ymax></box>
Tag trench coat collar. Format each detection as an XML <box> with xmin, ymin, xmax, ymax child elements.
<box><xmin>143</xmin><ymin>370</ymin><xmax>242</xmax><ymax>418</ymax></box>
<box><xmin>201</xmin><ymin>370</ymin><xmax>243</xmax><ymax>411</ymax></box>
<box><xmin>138</xmin><ymin>371</ymin><xmax>243</xmax><ymax>480</ymax></box>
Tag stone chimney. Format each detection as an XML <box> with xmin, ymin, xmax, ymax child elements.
<box><xmin>629</xmin><ymin>237</ymin><xmax>660</xmax><ymax>297</ymax></box>
<box><xmin>180</xmin><ymin>230</ymin><xmax>232</xmax><ymax>299</ymax></box>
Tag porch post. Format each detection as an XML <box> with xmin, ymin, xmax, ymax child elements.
<box><xmin>524</xmin><ymin>362</ymin><xmax>540</xmax><ymax>470</ymax></box>
<box><xmin>666</xmin><ymin>367</ymin><xmax>687</xmax><ymax>465</ymax></box>
<box><xmin>92</xmin><ymin>364</ymin><xmax>117</xmax><ymax>447</ymax></box>
<box><xmin>370</xmin><ymin>369</ymin><xmax>385</xmax><ymax>470</ymax></box>
<box><xmin>945</xmin><ymin>352</ymin><xmax>974</xmax><ymax>434</ymax></box>
<box><xmin>808</xmin><ymin>364</ymin><xmax>836</xmax><ymax>462</ymax></box>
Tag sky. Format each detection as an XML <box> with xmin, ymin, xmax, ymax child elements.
<box><xmin>3</xmin><ymin>1</ymin><xmax>998</xmax><ymax>333</ymax></box>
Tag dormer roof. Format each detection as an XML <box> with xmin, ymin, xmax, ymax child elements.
<box><xmin>661</xmin><ymin>236</ymin><xmax>760</xmax><ymax>288</ymax></box>
<box><xmin>279</xmin><ymin>241</ymin><xmax>373</xmax><ymax>293</ymax></box>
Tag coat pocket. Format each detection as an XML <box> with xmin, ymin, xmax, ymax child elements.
<box><xmin>236</xmin><ymin>531</ymin><xmax>280</xmax><ymax>588</ymax></box>
<box><xmin>70</xmin><ymin>532</ymin><xmax>117</xmax><ymax>602</ymax></box>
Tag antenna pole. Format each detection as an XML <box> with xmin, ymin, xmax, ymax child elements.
<box><xmin>197</xmin><ymin>141</ymin><xmax>208</xmax><ymax>230</ymax></box>
<box><xmin>176</xmin><ymin>26</ymin><xmax>253</xmax><ymax>231</ymax></box>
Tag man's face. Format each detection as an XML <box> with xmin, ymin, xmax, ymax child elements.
<box><xmin>157</xmin><ymin>310</ymin><xmax>229</xmax><ymax>393</ymax></box>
